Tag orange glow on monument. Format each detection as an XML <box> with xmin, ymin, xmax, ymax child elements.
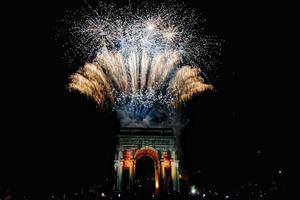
<box><xmin>123</xmin><ymin>150</ymin><xmax>133</xmax><ymax>168</ymax></box>
<box><xmin>155</xmin><ymin>174</ymin><xmax>159</xmax><ymax>194</ymax></box>
<box><xmin>164</xmin><ymin>159</ymin><xmax>171</xmax><ymax>167</ymax></box>
<box><xmin>113</xmin><ymin>128</ymin><xmax>180</xmax><ymax>194</ymax></box>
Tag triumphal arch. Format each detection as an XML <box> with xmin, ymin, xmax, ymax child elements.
<box><xmin>113</xmin><ymin>128</ymin><xmax>180</xmax><ymax>194</ymax></box>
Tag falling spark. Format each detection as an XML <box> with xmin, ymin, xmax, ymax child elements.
<box><xmin>63</xmin><ymin>1</ymin><xmax>221</xmax><ymax>127</ymax></box>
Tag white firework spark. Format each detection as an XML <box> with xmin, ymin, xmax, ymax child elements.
<box><xmin>63</xmin><ymin>1</ymin><xmax>221</xmax><ymax>127</ymax></box>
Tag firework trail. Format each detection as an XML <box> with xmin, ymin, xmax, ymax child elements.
<box><xmin>64</xmin><ymin>1</ymin><xmax>220</xmax><ymax>127</ymax></box>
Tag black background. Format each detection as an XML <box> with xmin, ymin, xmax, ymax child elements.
<box><xmin>1</xmin><ymin>0</ymin><xmax>298</xmax><ymax>198</ymax></box>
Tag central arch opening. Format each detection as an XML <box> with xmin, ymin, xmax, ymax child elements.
<box><xmin>135</xmin><ymin>156</ymin><xmax>155</xmax><ymax>195</ymax></box>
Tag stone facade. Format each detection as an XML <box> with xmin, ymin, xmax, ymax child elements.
<box><xmin>113</xmin><ymin>128</ymin><xmax>180</xmax><ymax>194</ymax></box>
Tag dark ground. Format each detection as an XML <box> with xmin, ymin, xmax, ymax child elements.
<box><xmin>1</xmin><ymin>0</ymin><xmax>298</xmax><ymax>199</ymax></box>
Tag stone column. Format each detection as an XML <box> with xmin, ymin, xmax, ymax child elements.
<box><xmin>171</xmin><ymin>151</ymin><xmax>180</xmax><ymax>192</ymax></box>
<box><xmin>160</xmin><ymin>159</ymin><xmax>165</xmax><ymax>191</ymax></box>
<box><xmin>132</xmin><ymin>160</ymin><xmax>136</xmax><ymax>178</ymax></box>
<box><xmin>114</xmin><ymin>160</ymin><xmax>123</xmax><ymax>191</ymax></box>
<box><xmin>175</xmin><ymin>160</ymin><xmax>180</xmax><ymax>192</ymax></box>
<box><xmin>129</xmin><ymin>160</ymin><xmax>134</xmax><ymax>190</ymax></box>
<box><xmin>113</xmin><ymin>150</ymin><xmax>123</xmax><ymax>192</ymax></box>
<box><xmin>155</xmin><ymin>163</ymin><xmax>160</xmax><ymax>194</ymax></box>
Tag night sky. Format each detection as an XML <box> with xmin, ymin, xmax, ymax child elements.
<box><xmin>1</xmin><ymin>0</ymin><xmax>298</xmax><ymax>199</ymax></box>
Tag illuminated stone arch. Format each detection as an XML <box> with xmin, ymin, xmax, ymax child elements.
<box><xmin>134</xmin><ymin>146</ymin><xmax>160</xmax><ymax>193</ymax></box>
<box><xmin>134</xmin><ymin>146</ymin><xmax>160</xmax><ymax>162</ymax></box>
<box><xmin>113</xmin><ymin>128</ymin><xmax>180</xmax><ymax>194</ymax></box>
